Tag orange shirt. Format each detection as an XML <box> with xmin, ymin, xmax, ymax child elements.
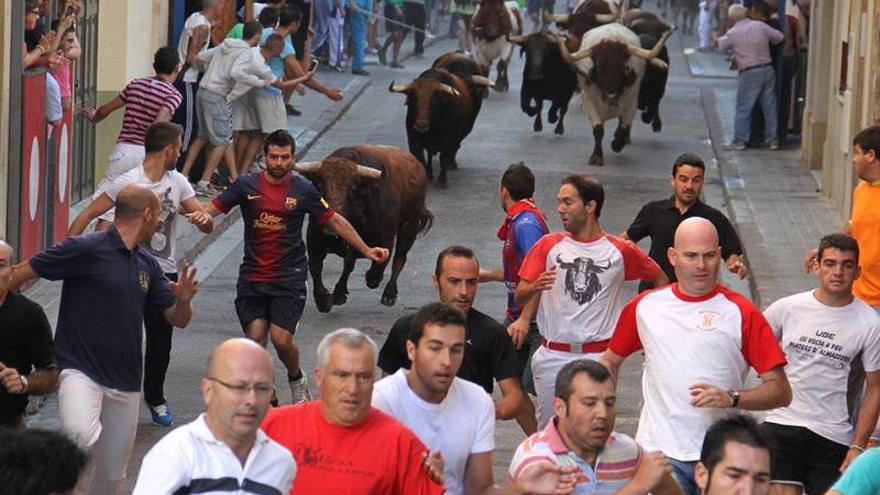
<box><xmin>850</xmin><ymin>181</ymin><xmax>880</xmax><ymax>306</ymax></box>
<box><xmin>261</xmin><ymin>402</ymin><xmax>444</xmax><ymax>495</ymax></box>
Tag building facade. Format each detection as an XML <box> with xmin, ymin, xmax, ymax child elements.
<box><xmin>0</xmin><ymin>0</ymin><xmax>247</xmax><ymax>260</ymax></box>
<box><xmin>802</xmin><ymin>0</ymin><xmax>880</xmax><ymax>215</ymax></box>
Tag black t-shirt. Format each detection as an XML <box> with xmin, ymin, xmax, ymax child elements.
<box><xmin>0</xmin><ymin>292</ymin><xmax>54</xmax><ymax>423</ymax></box>
<box><xmin>626</xmin><ymin>197</ymin><xmax>743</xmax><ymax>282</ymax></box>
<box><xmin>377</xmin><ymin>308</ymin><xmax>520</xmax><ymax>393</ymax></box>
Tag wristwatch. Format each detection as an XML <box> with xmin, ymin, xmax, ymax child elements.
<box><xmin>727</xmin><ymin>389</ymin><xmax>740</xmax><ymax>408</ymax></box>
<box><xmin>19</xmin><ymin>375</ymin><xmax>29</xmax><ymax>394</ymax></box>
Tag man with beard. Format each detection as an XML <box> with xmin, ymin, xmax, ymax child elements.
<box><xmin>374</xmin><ymin>302</ymin><xmax>580</xmax><ymax>495</ymax></box>
<box><xmin>509</xmin><ymin>359</ymin><xmax>682</xmax><ymax>495</ymax></box>
<box><xmin>204</xmin><ymin>130</ymin><xmax>389</xmax><ymax>404</ymax></box>
<box><xmin>762</xmin><ymin>234</ymin><xmax>880</xmax><ymax>495</ymax></box>
<box><xmin>622</xmin><ymin>153</ymin><xmax>747</xmax><ymax>292</ymax></box>
<box><xmin>68</xmin><ymin>122</ymin><xmax>213</xmax><ymax>427</ymax></box>
<box><xmin>378</xmin><ymin>246</ymin><xmax>528</xmax><ymax>432</ymax></box>
<box><xmin>603</xmin><ymin>218</ymin><xmax>791</xmax><ymax>495</ymax></box>
<box><xmin>695</xmin><ymin>415</ymin><xmax>772</xmax><ymax>495</ymax></box>
<box><xmin>133</xmin><ymin>339</ymin><xmax>296</xmax><ymax>494</ymax></box>
<box><xmin>515</xmin><ymin>174</ymin><xmax>667</xmax><ymax>428</ymax></box>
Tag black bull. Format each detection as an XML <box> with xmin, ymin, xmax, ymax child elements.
<box><xmin>297</xmin><ymin>145</ymin><xmax>433</xmax><ymax>313</ymax></box>
<box><xmin>511</xmin><ymin>32</ymin><xmax>578</xmax><ymax>135</ymax></box>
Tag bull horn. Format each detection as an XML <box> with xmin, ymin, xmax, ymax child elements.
<box><xmin>555</xmin><ymin>35</ymin><xmax>592</xmax><ymax>63</ymax></box>
<box><xmin>294</xmin><ymin>161</ymin><xmax>323</xmax><ymax>173</ymax></box>
<box><xmin>648</xmin><ymin>57</ymin><xmax>669</xmax><ymax>70</ymax></box>
<box><xmin>627</xmin><ymin>26</ymin><xmax>674</xmax><ymax>60</ymax></box>
<box><xmin>388</xmin><ymin>80</ymin><xmax>412</xmax><ymax>93</ymax></box>
<box><xmin>438</xmin><ymin>83</ymin><xmax>461</xmax><ymax>97</ymax></box>
<box><xmin>356</xmin><ymin>165</ymin><xmax>383</xmax><ymax>179</ymax></box>
<box><xmin>469</xmin><ymin>75</ymin><xmax>495</xmax><ymax>87</ymax></box>
<box><xmin>544</xmin><ymin>12</ymin><xmax>568</xmax><ymax>23</ymax></box>
<box><xmin>507</xmin><ymin>33</ymin><xmax>528</xmax><ymax>45</ymax></box>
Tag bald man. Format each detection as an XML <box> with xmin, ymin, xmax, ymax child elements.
<box><xmin>0</xmin><ymin>239</ymin><xmax>57</xmax><ymax>428</ymax></box>
<box><xmin>11</xmin><ymin>184</ymin><xmax>200</xmax><ymax>495</ymax></box>
<box><xmin>602</xmin><ymin>217</ymin><xmax>791</xmax><ymax>495</ymax></box>
<box><xmin>133</xmin><ymin>339</ymin><xmax>296</xmax><ymax>494</ymax></box>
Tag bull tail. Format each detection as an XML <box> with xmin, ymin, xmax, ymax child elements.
<box><xmin>416</xmin><ymin>207</ymin><xmax>434</xmax><ymax>236</ymax></box>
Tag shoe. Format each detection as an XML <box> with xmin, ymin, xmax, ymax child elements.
<box><xmin>285</xmin><ymin>104</ymin><xmax>301</xmax><ymax>117</ymax></box>
<box><xmin>150</xmin><ymin>403</ymin><xmax>174</xmax><ymax>427</ymax></box>
<box><xmin>390</xmin><ymin>61</ymin><xmax>404</xmax><ymax>69</ymax></box>
<box><xmin>724</xmin><ymin>141</ymin><xmax>747</xmax><ymax>151</ymax></box>
<box><xmin>208</xmin><ymin>183</ymin><xmax>227</xmax><ymax>193</ymax></box>
<box><xmin>412</xmin><ymin>52</ymin><xmax>424</xmax><ymax>59</ymax></box>
<box><xmin>767</xmin><ymin>140</ymin><xmax>780</xmax><ymax>150</ymax></box>
<box><xmin>378</xmin><ymin>45</ymin><xmax>387</xmax><ymax>65</ymax></box>
<box><xmin>194</xmin><ymin>182</ymin><xmax>213</xmax><ymax>196</ymax></box>
<box><xmin>351</xmin><ymin>68</ymin><xmax>370</xmax><ymax>76</ymax></box>
<box><xmin>289</xmin><ymin>374</ymin><xmax>312</xmax><ymax>404</ymax></box>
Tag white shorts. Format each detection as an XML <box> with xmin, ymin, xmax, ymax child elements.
<box><xmin>531</xmin><ymin>345</ymin><xmax>605</xmax><ymax>428</ymax></box>
<box><xmin>94</xmin><ymin>142</ymin><xmax>146</xmax><ymax>222</ymax></box>
<box><xmin>58</xmin><ymin>368</ymin><xmax>140</xmax><ymax>494</ymax></box>
<box><xmin>232</xmin><ymin>91</ymin><xmax>260</xmax><ymax>132</ymax></box>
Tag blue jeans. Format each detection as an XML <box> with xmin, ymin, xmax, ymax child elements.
<box><xmin>669</xmin><ymin>458</ymin><xmax>699</xmax><ymax>495</ymax></box>
<box><xmin>349</xmin><ymin>9</ymin><xmax>368</xmax><ymax>70</ymax></box>
<box><xmin>734</xmin><ymin>65</ymin><xmax>777</xmax><ymax>144</ymax></box>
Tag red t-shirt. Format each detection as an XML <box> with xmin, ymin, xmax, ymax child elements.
<box><xmin>261</xmin><ymin>402</ymin><xmax>444</xmax><ymax>495</ymax></box>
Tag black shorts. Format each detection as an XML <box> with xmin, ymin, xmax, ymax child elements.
<box><xmin>385</xmin><ymin>4</ymin><xmax>408</xmax><ymax>32</ymax></box>
<box><xmin>759</xmin><ymin>422</ymin><xmax>848</xmax><ymax>494</ymax></box>
<box><xmin>234</xmin><ymin>280</ymin><xmax>306</xmax><ymax>333</ymax></box>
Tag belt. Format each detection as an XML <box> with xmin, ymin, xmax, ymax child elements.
<box><xmin>541</xmin><ymin>337</ymin><xmax>609</xmax><ymax>354</ymax></box>
<box><xmin>740</xmin><ymin>63</ymin><xmax>772</xmax><ymax>73</ymax></box>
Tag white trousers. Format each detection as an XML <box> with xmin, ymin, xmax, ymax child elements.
<box><xmin>59</xmin><ymin>368</ymin><xmax>140</xmax><ymax>495</ymax></box>
<box><xmin>530</xmin><ymin>346</ymin><xmax>605</xmax><ymax>428</ymax></box>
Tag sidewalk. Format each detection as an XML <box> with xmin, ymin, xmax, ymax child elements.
<box><xmin>692</xmin><ymin>47</ymin><xmax>845</xmax><ymax>308</ymax></box>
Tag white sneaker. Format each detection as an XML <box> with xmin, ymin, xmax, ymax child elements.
<box><xmin>289</xmin><ymin>375</ymin><xmax>312</xmax><ymax>404</ymax></box>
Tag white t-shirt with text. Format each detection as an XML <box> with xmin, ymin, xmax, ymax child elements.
<box><xmin>372</xmin><ymin>369</ymin><xmax>495</xmax><ymax>495</ymax></box>
<box><xmin>764</xmin><ymin>290</ymin><xmax>880</xmax><ymax>445</ymax></box>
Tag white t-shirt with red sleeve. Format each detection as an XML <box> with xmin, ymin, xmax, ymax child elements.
<box><xmin>518</xmin><ymin>232</ymin><xmax>661</xmax><ymax>344</ymax></box>
<box><xmin>608</xmin><ymin>284</ymin><xmax>788</xmax><ymax>461</ymax></box>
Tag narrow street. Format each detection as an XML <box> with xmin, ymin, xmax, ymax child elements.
<box><xmin>30</xmin><ymin>14</ymin><xmax>774</xmax><ymax>490</ymax></box>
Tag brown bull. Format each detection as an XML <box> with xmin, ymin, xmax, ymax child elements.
<box><xmin>295</xmin><ymin>145</ymin><xmax>433</xmax><ymax>312</ymax></box>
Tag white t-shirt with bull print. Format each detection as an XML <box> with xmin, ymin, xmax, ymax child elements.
<box><xmin>519</xmin><ymin>232</ymin><xmax>661</xmax><ymax>344</ymax></box>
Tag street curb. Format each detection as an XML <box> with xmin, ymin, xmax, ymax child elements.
<box><xmin>180</xmin><ymin>77</ymin><xmax>373</xmax><ymax>266</ymax></box>
<box><xmin>700</xmin><ymin>88</ymin><xmax>761</xmax><ymax>305</ymax></box>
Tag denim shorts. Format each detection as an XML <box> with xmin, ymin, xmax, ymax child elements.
<box><xmin>196</xmin><ymin>88</ymin><xmax>233</xmax><ymax>146</ymax></box>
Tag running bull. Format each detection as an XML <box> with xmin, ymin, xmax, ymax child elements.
<box><xmin>472</xmin><ymin>0</ymin><xmax>523</xmax><ymax>92</ymax></box>
<box><xmin>624</xmin><ymin>9</ymin><xmax>675</xmax><ymax>132</ymax></box>
<box><xmin>556</xmin><ymin>22</ymin><xmax>672</xmax><ymax>166</ymax></box>
<box><xmin>295</xmin><ymin>145</ymin><xmax>433</xmax><ymax>312</ymax></box>
<box><xmin>390</xmin><ymin>67</ymin><xmax>493</xmax><ymax>188</ymax></box>
<box><xmin>508</xmin><ymin>31</ymin><xmax>578</xmax><ymax>135</ymax></box>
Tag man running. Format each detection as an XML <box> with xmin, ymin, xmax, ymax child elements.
<box><xmin>204</xmin><ymin>129</ymin><xmax>389</xmax><ymax>403</ymax></box>
<box><xmin>373</xmin><ymin>302</ymin><xmax>579</xmax><ymax>495</ymax></box>
<box><xmin>762</xmin><ymin>233</ymin><xmax>880</xmax><ymax>495</ymax></box>
<box><xmin>509</xmin><ymin>359</ymin><xmax>682</xmax><ymax>495</ymax></box>
<box><xmin>83</xmin><ymin>46</ymin><xmax>183</xmax><ymax>226</ymax></box>
<box><xmin>515</xmin><ymin>174</ymin><xmax>667</xmax><ymax>427</ymax></box>
<box><xmin>602</xmin><ymin>217</ymin><xmax>791</xmax><ymax>495</ymax></box>
<box><xmin>68</xmin><ymin>122</ymin><xmax>213</xmax><ymax>427</ymax></box>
